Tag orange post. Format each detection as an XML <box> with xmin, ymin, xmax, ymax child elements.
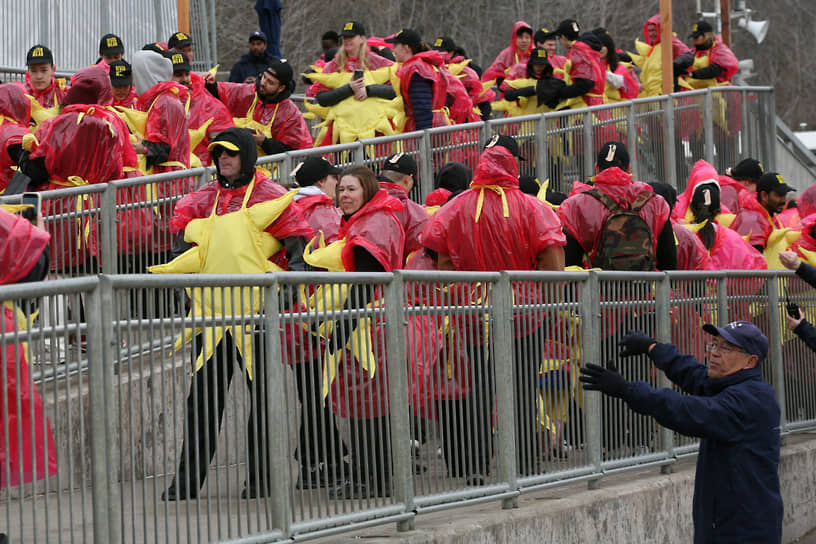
<box><xmin>177</xmin><ymin>0</ymin><xmax>190</xmax><ymax>34</ymax></box>
<box><xmin>720</xmin><ymin>0</ymin><xmax>731</xmax><ymax>46</ymax></box>
<box><xmin>660</xmin><ymin>0</ymin><xmax>673</xmax><ymax>95</ymax></box>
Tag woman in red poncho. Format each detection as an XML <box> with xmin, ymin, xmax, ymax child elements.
<box><xmin>305</xmin><ymin>165</ymin><xmax>405</xmax><ymax>498</ymax></box>
<box><xmin>0</xmin><ymin>207</ymin><xmax>57</xmax><ymax>489</ymax></box>
<box><xmin>482</xmin><ymin>21</ymin><xmax>533</xmax><ymax>85</ymax></box>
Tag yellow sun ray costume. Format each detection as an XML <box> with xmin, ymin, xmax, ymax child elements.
<box><xmin>148</xmin><ymin>181</ymin><xmax>296</xmax><ymax>379</ymax></box>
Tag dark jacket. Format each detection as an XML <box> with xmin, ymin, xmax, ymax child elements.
<box><xmin>229</xmin><ymin>52</ymin><xmax>280</xmax><ymax>83</ymax></box>
<box><xmin>793</xmin><ymin>262</ymin><xmax>816</xmax><ymax>353</ymax></box>
<box><xmin>625</xmin><ymin>343</ymin><xmax>783</xmax><ymax>544</ymax></box>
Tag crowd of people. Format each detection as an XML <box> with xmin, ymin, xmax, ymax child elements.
<box><xmin>0</xmin><ymin>17</ymin><xmax>804</xmax><ymax>544</ymax></box>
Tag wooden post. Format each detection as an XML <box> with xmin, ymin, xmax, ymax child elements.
<box><xmin>660</xmin><ymin>0</ymin><xmax>673</xmax><ymax>95</ymax></box>
<box><xmin>720</xmin><ymin>0</ymin><xmax>731</xmax><ymax>46</ymax></box>
<box><xmin>177</xmin><ymin>0</ymin><xmax>190</xmax><ymax>34</ymax></box>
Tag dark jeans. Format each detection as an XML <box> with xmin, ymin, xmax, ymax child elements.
<box><xmin>172</xmin><ymin>331</ymin><xmax>269</xmax><ymax>494</ymax></box>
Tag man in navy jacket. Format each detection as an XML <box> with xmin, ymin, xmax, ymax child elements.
<box><xmin>580</xmin><ymin>321</ymin><xmax>783</xmax><ymax>544</ymax></box>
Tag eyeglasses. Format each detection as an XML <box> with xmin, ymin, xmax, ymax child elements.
<box><xmin>705</xmin><ymin>342</ymin><xmax>746</xmax><ymax>355</ymax></box>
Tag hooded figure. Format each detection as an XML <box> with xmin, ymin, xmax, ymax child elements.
<box><xmin>482</xmin><ymin>21</ymin><xmax>534</xmax><ymax>84</ymax></box>
<box><xmin>631</xmin><ymin>14</ymin><xmax>692</xmax><ymax>97</ymax></box>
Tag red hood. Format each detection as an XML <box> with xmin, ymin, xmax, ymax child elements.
<box><xmin>592</xmin><ymin>167</ymin><xmax>651</xmax><ymax>204</ymax></box>
<box><xmin>471</xmin><ymin>147</ymin><xmax>519</xmax><ymax>188</ymax></box>
<box><xmin>799</xmin><ymin>182</ymin><xmax>816</xmax><ymax>218</ymax></box>
<box><xmin>137</xmin><ymin>81</ymin><xmax>189</xmax><ymax>110</ymax></box>
<box><xmin>0</xmin><ymin>83</ymin><xmax>31</xmax><ymax>124</ymax></box>
<box><xmin>643</xmin><ymin>14</ymin><xmax>661</xmax><ymax>45</ymax></box>
<box><xmin>674</xmin><ymin>159</ymin><xmax>720</xmax><ymax>220</ymax></box>
<box><xmin>510</xmin><ymin>20</ymin><xmax>533</xmax><ymax>54</ymax></box>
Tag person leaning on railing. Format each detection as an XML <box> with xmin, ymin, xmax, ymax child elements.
<box><xmin>780</xmin><ymin>250</ymin><xmax>816</xmax><ymax>352</ymax></box>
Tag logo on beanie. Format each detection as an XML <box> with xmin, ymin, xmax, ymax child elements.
<box><xmin>106</xmin><ymin>37</ymin><xmax>119</xmax><ymax>48</ymax></box>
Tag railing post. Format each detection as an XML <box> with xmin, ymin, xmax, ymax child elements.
<box><xmin>419</xmin><ymin>132</ymin><xmax>434</xmax><ymax>203</ymax></box>
<box><xmin>664</xmin><ymin>96</ymin><xmax>678</xmax><ymax>189</ymax></box>
<box><xmin>766</xmin><ymin>274</ymin><xmax>788</xmax><ymax>432</ymax></box>
<box><xmin>583</xmin><ymin>111</ymin><xmax>594</xmax><ymax>180</ymax></box>
<box><xmin>263</xmin><ymin>277</ymin><xmax>292</xmax><ymax>537</ymax></box>
<box><xmin>627</xmin><ymin>103</ymin><xmax>638</xmax><ymax>180</ymax></box>
<box><xmin>494</xmin><ymin>272</ymin><xmax>518</xmax><ymax>508</ymax></box>
<box><xmin>88</xmin><ymin>275</ymin><xmax>121</xmax><ymax>543</ymax></box>
<box><xmin>582</xmin><ymin>272</ymin><xmax>603</xmax><ymax>489</ymax></box>
<box><xmin>536</xmin><ymin>115</ymin><xmax>548</xmax><ymax>185</ymax></box>
<box><xmin>100</xmin><ymin>184</ymin><xmax>117</xmax><ymax>274</ymax></box>
<box><xmin>385</xmin><ymin>272</ymin><xmax>416</xmax><ymax>531</ymax></box>
<box><xmin>704</xmin><ymin>90</ymin><xmax>715</xmax><ymax>166</ymax></box>
<box><xmin>655</xmin><ymin>273</ymin><xmax>674</xmax><ymax>473</ymax></box>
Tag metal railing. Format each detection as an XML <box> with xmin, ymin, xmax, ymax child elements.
<box><xmin>1</xmin><ymin>269</ymin><xmax>814</xmax><ymax>542</ymax></box>
<box><xmin>1</xmin><ymin>87</ymin><xmax>777</xmax><ymax>279</ymax></box>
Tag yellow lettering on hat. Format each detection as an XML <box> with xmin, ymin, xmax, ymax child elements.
<box><xmin>107</xmin><ymin>37</ymin><xmax>118</xmax><ymax>48</ymax></box>
<box><xmin>33</xmin><ymin>47</ymin><xmax>44</xmax><ymax>57</ymax></box>
<box><xmin>605</xmin><ymin>144</ymin><xmax>617</xmax><ymax>162</ymax></box>
<box><xmin>434</xmin><ymin>38</ymin><xmax>443</xmax><ymax>46</ymax></box>
<box><xmin>344</xmin><ymin>22</ymin><xmax>353</xmax><ymax>30</ymax></box>
<box><xmin>172</xmin><ymin>53</ymin><xmax>184</xmax><ymax>64</ymax></box>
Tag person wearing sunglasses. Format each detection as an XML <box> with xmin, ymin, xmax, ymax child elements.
<box><xmin>580</xmin><ymin>321</ymin><xmax>783</xmax><ymax>544</ymax></box>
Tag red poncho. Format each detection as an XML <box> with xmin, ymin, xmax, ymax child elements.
<box><xmin>0</xmin><ymin>209</ymin><xmax>57</xmax><ymax>487</ymax></box>
<box><xmin>187</xmin><ymin>73</ymin><xmax>234</xmax><ymax>166</ymax></box>
<box><xmin>396</xmin><ymin>51</ymin><xmax>450</xmax><ymax>132</ymax></box>
<box><xmin>216</xmin><ymin>82</ymin><xmax>314</xmax><ymax>150</ymax></box>
<box><xmin>557</xmin><ymin>167</ymin><xmax>670</xmax><ymax>265</ymax></box>
<box><xmin>295</xmin><ymin>191</ymin><xmax>342</xmax><ymax>244</ymax></box>
<box><xmin>482</xmin><ymin>21</ymin><xmax>533</xmax><ymax>82</ymax></box>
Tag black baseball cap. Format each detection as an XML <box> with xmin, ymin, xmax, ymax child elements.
<box><xmin>99</xmin><ymin>33</ymin><xmax>124</xmax><ymax>56</ymax></box>
<box><xmin>731</xmin><ymin>158</ymin><xmax>764</xmax><ymax>182</ymax></box>
<box><xmin>554</xmin><ymin>19</ymin><xmax>581</xmax><ymax>41</ymax></box>
<box><xmin>383</xmin><ymin>152</ymin><xmax>418</xmax><ymax>178</ymax></box>
<box><xmin>702</xmin><ymin>321</ymin><xmax>769</xmax><ymax>363</ymax></box>
<box><xmin>293</xmin><ymin>157</ymin><xmax>342</xmax><ymax>186</ymax></box>
<box><xmin>757</xmin><ymin>172</ymin><xmax>796</xmax><ymax>195</ymax></box>
<box><xmin>249</xmin><ymin>31</ymin><xmax>267</xmax><ymax>43</ymax></box>
<box><xmin>689</xmin><ymin>20</ymin><xmax>714</xmax><ymax>39</ymax></box>
<box><xmin>484</xmin><ymin>133</ymin><xmax>526</xmax><ymax>160</ymax></box>
<box><xmin>26</xmin><ymin>45</ymin><xmax>54</xmax><ymax>66</ymax></box>
<box><xmin>109</xmin><ymin>59</ymin><xmax>132</xmax><ymax>86</ymax></box>
<box><xmin>596</xmin><ymin>141</ymin><xmax>630</xmax><ymax>170</ymax></box>
<box><xmin>534</xmin><ymin>27</ymin><xmax>557</xmax><ymax>43</ymax></box>
<box><xmin>385</xmin><ymin>29</ymin><xmax>422</xmax><ymax>51</ymax></box>
<box><xmin>340</xmin><ymin>21</ymin><xmax>366</xmax><ymax>37</ymax></box>
<box><xmin>432</xmin><ymin>36</ymin><xmax>456</xmax><ymax>52</ymax></box>
<box><xmin>169</xmin><ymin>52</ymin><xmax>191</xmax><ymax>72</ymax></box>
<box><xmin>168</xmin><ymin>31</ymin><xmax>193</xmax><ymax>49</ymax></box>
<box><xmin>529</xmin><ymin>47</ymin><xmax>551</xmax><ymax>65</ymax></box>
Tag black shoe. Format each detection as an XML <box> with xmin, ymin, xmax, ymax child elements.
<box><xmin>162</xmin><ymin>483</ymin><xmax>197</xmax><ymax>501</ymax></box>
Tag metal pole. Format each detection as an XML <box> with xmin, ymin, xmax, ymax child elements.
<box><xmin>494</xmin><ymin>272</ymin><xmax>518</xmax><ymax>508</ymax></box>
<box><xmin>766</xmin><ymin>275</ymin><xmax>788</xmax><ymax>432</ymax></box>
<box><xmin>263</xmin><ymin>278</ymin><xmax>292</xmax><ymax>536</ymax></box>
<box><xmin>384</xmin><ymin>272</ymin><xmax>416</xmax><ymax>531</ymax></box>
<box><xmin>655</xmin><ymin>274</ymin><xmax>674</xmax><ymax>473</ymax></box>
<box><xmin>583</xmin><ymin>272</ymin><xmax>603</xmax><ymax>489</ymax></box>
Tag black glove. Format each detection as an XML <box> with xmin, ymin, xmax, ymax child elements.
<box><xmin>579</xmin><ymin>362</ymin><xmax>630</xmax><ymax>398</ymax></box>
<box><xmin>503</xmin><ymin>88</ymin><xmax>520</xmax><ymax>101</ymax></box>
<box><xmin>619</xmin><ymin>330</ymin><xmax>657</xmax><ymax>357</ymax></box>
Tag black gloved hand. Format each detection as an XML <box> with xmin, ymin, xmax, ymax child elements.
<box><xmin>579</xmin><ymin>362</ymin><xmax>630</xmax><ymax>398</ymax></box>
<box><xmin>503</xmin><ymin>88</ymin><xmax>520</xmax><ymax>101</ymax></box>
<box><xmin>619</xmin><ymin>330</ymin><xmax>657</xmax><ymax>357</ymax></box>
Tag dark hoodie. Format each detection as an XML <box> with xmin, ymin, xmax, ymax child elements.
<box><xmin>211</xmin><ymin>127</ymin><xmax>257</xmax><ymax>189</ymax></box>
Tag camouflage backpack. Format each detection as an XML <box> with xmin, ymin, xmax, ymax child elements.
<box><xmin>585</xmin><ymin>189</ymin><xmax>656</xmax><ymax>271</ymax></box>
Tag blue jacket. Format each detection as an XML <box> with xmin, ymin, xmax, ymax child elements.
<box><xmin>625</xmin><ymin>343</ymin><xmax>783</xmax><ymax>544</ymax></box>
<box><xmin>229</xmin><ymin>52</ymin><xmax>280</xmax><ymax>83</ymax></box>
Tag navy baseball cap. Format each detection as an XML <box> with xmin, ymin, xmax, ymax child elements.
<box><xmin>702</xmin><ymin>321</ymin><xmax>769</xmax><ymax>362</ymax></box>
